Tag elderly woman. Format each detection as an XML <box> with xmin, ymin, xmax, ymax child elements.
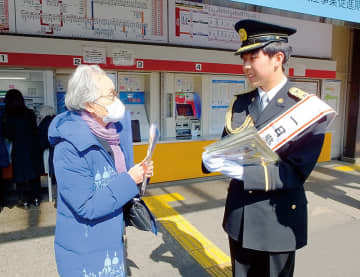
<box><xmin>49</xmin><ymin>65</ymin><xmax>154</xmax><ymax>276</ymax></box>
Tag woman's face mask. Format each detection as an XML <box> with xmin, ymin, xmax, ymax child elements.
<box><xmin>100</xmin><ymin>98</ymin><xmax>125</xmax><ymax>123</ymax></box>
<box><xmin>90</xmin><ymin>75</ymin><xmax>126</xmax><ymax>123</ymax></box>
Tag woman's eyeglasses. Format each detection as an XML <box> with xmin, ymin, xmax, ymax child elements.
<box><xmin>98</xmin><ymin>89</ymin><xmax>118</xmax><ymax>102</ymax></box>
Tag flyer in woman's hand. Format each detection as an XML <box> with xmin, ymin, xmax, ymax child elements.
<box><xmin>140</xmin><ymin>124</ymin><xmax>159</xmax><ymax>196</ymax></box>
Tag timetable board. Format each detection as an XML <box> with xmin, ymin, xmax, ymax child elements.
<box><xmin>209</xmin><ymin>78</ymin><xmax>247</xmax><ymax>135</ymax></box>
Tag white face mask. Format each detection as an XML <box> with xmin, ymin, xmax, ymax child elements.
<box><xmin>102</xmin><ymin>98</ymin><xmax>125</xmax><ymax>123</ymax></box>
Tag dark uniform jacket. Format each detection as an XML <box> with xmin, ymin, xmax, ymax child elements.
<box><xmin>2</xmin><ymin>108</ymin><xmax>42</xmax><ymax>183</ymax></box>
<box><xmin>204</xmin><ymin>81</ymin><xmax>325</xmax><ymax>252</ymax></box>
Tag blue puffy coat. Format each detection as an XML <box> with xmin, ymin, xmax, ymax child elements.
<box><xmin>49</xmin><ymin>111</ymin><xmax>140</xmax><ymax>277</ymax></box>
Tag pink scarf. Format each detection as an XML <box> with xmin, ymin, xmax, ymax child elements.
<box><xmin>81</xmin><ymin>111</ymin><xmax>126</xmax><ymax>173</ymax></box>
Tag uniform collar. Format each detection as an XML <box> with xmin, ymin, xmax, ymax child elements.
<box><xmin>255</xmin><ymin>80</ymin><xmax>292</xmax><ymax>128</ymax></box>
<box><xmin>258</xmin><ymin>77</ymin><xmax>287</xmax><ymax>102</ymax></box>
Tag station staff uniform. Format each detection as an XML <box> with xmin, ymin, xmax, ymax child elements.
<box><xmin>203</xmin><ymin>20</ymin><xmax>327</xmax><ymax>277</ymax></box>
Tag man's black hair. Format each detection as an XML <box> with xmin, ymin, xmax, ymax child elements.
<box><xmin>240</xmin><ymin>42</ymin><xmax>293</xmax><ymax>71</ymax></box>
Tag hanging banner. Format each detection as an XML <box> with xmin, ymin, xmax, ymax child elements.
<box><xmin>233</xmin><ymin>0</ymin><xmax>360</xmax><ymax>23</ymax></box>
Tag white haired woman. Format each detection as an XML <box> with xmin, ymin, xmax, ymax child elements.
<box><xmin>49</xmin><ymin>65</ymin><xmax>155</xmax><ymax>276</ymax></box>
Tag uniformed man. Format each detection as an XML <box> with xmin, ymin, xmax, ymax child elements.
<box><xmin>202</xmin><ymin>20</ymin><xmax>329</xmax><ymax>277</ymax></box>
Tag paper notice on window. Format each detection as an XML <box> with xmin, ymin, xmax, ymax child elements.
<box><xmin>112</xmin><ymin>48</ymin><xmax>135</xmax><ymax>66</ymax></box>
<box><xmin>83</xmin><ymin>47</ymin><xmax>106</xmax><ymax>64</ymax></box>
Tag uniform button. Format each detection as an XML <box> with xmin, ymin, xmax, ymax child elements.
<box><xmin>291</xmin><ymin>204</ymin><xmax>296</xmax><ymax>210</ymax></box>
<box><xmin>248</xmin><ymin>190</ymin><xmax>253</xmax><ymax>194</ymax></box>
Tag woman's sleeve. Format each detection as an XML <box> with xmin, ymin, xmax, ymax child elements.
<box><xmin>54</xmin><ymin>140</ymin><xmax>139</xmax><ymax>221</ymax></box>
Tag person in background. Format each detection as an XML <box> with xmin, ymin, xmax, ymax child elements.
<box><xmin>0</xmin><ymin>107</ymin><xmax>10</xmax><ymax>211</ymax></box>
<box><xmin>2</xmin><ymin>89</ymin><xmax>42</xmax><ymax>208</ymax></box>
<box><xmin>38</xmin><ymin>105</ymin><xmax>57</xmax><ymax>205</ymax></box>
<box><xmin>48</xmin><ymin>65</ymin><xmax>155</xmax><ymax>276</ymax></box>
<box><xmin>203</xmin><ymin>20</ymin><xmax>329</xmax><ymax>277</ymax></box>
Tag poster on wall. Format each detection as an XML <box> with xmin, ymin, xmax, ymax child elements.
<box><xmin>168</xmin><ymin>0</ymin><xmax>332</xmax><ymax>58</ymax></box>
<box><xmin>13</xmin><ymin>0</ymin><xmax>167</xmax><ymax>43</ymax></box>
<box><xmin>322</xmin><ymin>79</ymin><xmax>341</xmax><ymax>113</ymax></box>
<box><xmin>118</xmin><ymin>75</ymin><xmax>144</xmax><ymax>92</ymax></box>
<box><xmin>209</xmin><ymin>78</ymin><xmax>246</xmax><ymax>135</ymax></box>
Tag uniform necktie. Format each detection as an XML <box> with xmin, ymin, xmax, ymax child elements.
<box><xmin>259</xmin><ymin>93</ymin><xmax>269</xmax><ymax>112</ymax></box>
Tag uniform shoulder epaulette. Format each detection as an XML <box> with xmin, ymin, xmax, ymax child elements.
<box><xmin>235</xmin><ymin>87</ymin><xmax>256</xmax><ymax>96</ymax></box>
<box><xmin>289</xmin><ymin>87</ymin><xmax>309</xmax><ymax>100</ymax></box>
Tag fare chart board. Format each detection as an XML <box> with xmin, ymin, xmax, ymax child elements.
<box><xmin>7</xmin><ymin>0</ymin><xmax>167</xmax><ymax>43</ymax></box>
<box><xmin>168</xmin><ymin>0</ymin><xmax>332</xmax><ymax>57</ymax></box>
<box><xmin>169</xmin><ymin>0</ymin><xmax>257</xmax><ymax>50</ymax></box>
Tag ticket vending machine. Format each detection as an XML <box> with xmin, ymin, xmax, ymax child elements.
<box><xmin>119</xmin><ymin>91</ymin><xmax>149</xmax><ymax>142</ymax></box>
<box><xmin>175</xmin><ymin>92</ymin><xmax>201</xmax><ymax>139</ymax></box>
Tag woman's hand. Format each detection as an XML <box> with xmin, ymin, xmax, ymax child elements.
<box><xmin>128</xmin><ymin>164</ymin><xmax>145</xmax><ymax>184</ymax></box>
<box><xmin>142</xmin><ymin>160</ymin><xmax>154</xmax><ymax>178</ymax></box>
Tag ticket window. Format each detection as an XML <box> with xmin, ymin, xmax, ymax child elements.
<box><xmin>55</xmin><ymin>71</ymin><xmax>117</xmax><ymax>114</ymax></box>
<box><xmin>55</xmin><ymin>71</ymin><xmax>160</xmax><ymax>143</ymax></box>
<box><xmin>163</xmin><ymin>73</ymin><xmax>202</xmax><ymax>140</ymax></box>
<box><xmin>0</xmin><ymin>70</ymin><xmax>55</xmax><ymax>121</ymax></box>
<box><xmin>0</xmin><ymin>70</ymin><xmax>55</xmax><ymax>186</ymax></box>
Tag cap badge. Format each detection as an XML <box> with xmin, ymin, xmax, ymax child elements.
<box><xmin>277</xmin><ymin>98</ymin><xmax>284</xmax><ymax>104</ymax></box>
<box><xmin>239</xmin><ymin>28</ymin><xmax>247</xmax><ymax>42</ymax></box>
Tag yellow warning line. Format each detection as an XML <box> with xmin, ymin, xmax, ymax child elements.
<box><xmin>143</xmin><ymin>193</ymin><xmax>232</xmax><ymax>277</ymax></box>
<box><xmin>334</xmin><ymin>164</ymin><xmax>360</xmax><ymax>172</ymax></box>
